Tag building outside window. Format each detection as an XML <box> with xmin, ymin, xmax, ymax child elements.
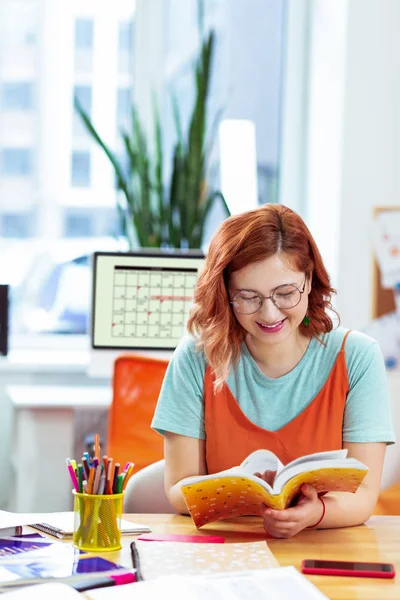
<box><xmin>75</xmin><ymin>19</ymin><xmax>94</xmax><ymax>51</ymax></box>
<box><xmin>0</xmin><ymin>0</ymin><xmax>285</xmax><ymax>344</ymax></box>
<box><xmin>1</xmin><ymin>82</ymin><xmax>34</xmax><ymax>110</ymax></box>
<box><xmin>0</xmin><ymin>148</ymin><xmax>33</xmax><ymax>176</ymax></box>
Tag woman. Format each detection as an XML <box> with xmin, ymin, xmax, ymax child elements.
<box><xmin>152</xmin><ymin>204</ymin><xmax>394</xmax><ymax>537</ymax></box>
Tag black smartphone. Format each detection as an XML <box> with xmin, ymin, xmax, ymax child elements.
<box><xmin>301</xmin><ymin>559</ymin><xmax>395</xmax><ymax>579</ymax></box>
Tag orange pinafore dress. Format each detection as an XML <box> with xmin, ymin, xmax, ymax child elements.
<box><xmin>204</xmin><ymin>331</ymin><xmax>351</xmax><ymax>472</ymax></box>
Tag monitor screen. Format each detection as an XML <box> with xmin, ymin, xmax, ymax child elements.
<box><xmin>91</xmin><ymin>251</ymin><xmax>205</xmax><ymax>350</ymax></box>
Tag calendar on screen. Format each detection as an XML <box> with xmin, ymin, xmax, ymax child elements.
<box><xmin>91</xmin><ymin>251</ymin><xmax>205</xmax><ymax>350</ymax></box>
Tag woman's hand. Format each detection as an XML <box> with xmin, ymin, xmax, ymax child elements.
<box><xmin>260</xmin><ymin>484</ymin><xmax>323</xmax><ymax>538</ymax></box>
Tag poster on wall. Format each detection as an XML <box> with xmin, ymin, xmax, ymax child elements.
<box><xmin>372</xmin><ymin>210</ymin><xmax>400</xmax><ymax>287</ymax></box>
<box><xmin>364</xmin><ymin>208</ymin><xmax>400</xmax><ymax>370</ymax></box>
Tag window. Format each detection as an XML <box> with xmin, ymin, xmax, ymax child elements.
<box><xmin>117</xmin><ymin>87</ymin><xmax>131</xmax><ymax>130</ymax></box>
<box><xmin>74</xmin><ymin>85</ymin><xmax>92</xmax><ymax>117</ymax></box>
<box><xmin>0</xmin><ymin>148</ymin><xmax>33</xmax><ymax>176</ymax></box>
<box><xmin>1</xmin><ymin>213</ymin><xmax>34</xmax><ymax>238</ymax></box>
<box><xmin>64</xmin><ymin>210</ymin><xmax>93</xmax><ymax>238</ymax></box>
<box><xmin>118</xmin><ymin>21</ymin><xmax>134</xmax><ymax>52</ymax></box>
<box><xmin>75</xmin><ymin>19</ymin><xmax>94</xmax><ymax>50</ymax></box>
<box><xmin>71</xmin><ymin>151</ymin><xmax>91</xmax><ymax>187</ymax></box>
<box><xmin>1</xmin><ymin>82</ymin><xmax>34</xmax><ymax>110</ymax></box>
<box><xmin>0</xmin><ymin>1</ymin><xmax>286</xmax><ymax>344</ymax></box>
<box><xmin>163</xmin><ymin>0</ymin><xmax>285</xmax><ymax>217</ymax></box>
<box><xmin>118</xmin><ymin>20</ymin><xmax>134</xmax><ymax>73</ymax></box>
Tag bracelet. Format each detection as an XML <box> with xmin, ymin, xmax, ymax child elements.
<box><xmin>307</xmin><ymin>497</ymin><xmax>326</xmax><ymax>528</ymax></box>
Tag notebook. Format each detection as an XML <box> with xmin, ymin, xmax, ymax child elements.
<box><xmin>86</xmin><ymin>566</ymin><xmax>328</xmax><ymax>600</ymax></box>
<box><xmin>30</xmin><ymin>512</ymin><xmax>151</xmax><ymax>539</ymax></box>
<box><xmin>131</xmin><ymin>540</ymin><xmax>279</xmax><ymax>580</ymax></box>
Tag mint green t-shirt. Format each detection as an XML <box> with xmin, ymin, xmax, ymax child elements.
<box><xmin>152</xmin><ymin>327</ymin><xmax>395</xmax><ymax>444</ymax></box>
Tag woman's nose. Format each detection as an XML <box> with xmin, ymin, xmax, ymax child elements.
<box><xmin>258</xmin><ymin>297</ymin><xmax>283</xmax><ymax>322</ymax></box>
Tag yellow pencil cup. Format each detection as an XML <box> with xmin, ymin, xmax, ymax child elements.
<box><xmin>72</xmin><ymin>490</ymin><xmax>124</xmax><ymax>552</ymax></box>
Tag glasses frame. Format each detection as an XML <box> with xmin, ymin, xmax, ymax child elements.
<box><xmin>230</xmin><ymin>277</ymin><xmax>307</xmax><ymax>315</ymax></box>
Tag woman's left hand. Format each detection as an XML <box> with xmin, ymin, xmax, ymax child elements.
<box><xmin>260</xmin><ymin>484</ymin><xmax>323</xmax><ymax>538</ymax></box>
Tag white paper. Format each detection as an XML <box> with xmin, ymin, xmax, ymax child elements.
<box><xmin>0</xmin><ymin>582</ymin><xmax>82</xmax><ymax>599</ymax></box>
<box><xmin>86</xmin><ymin>567</ymin><xmax>328</xmax><ymax>600</ymax></box>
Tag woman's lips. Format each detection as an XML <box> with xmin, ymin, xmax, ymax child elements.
<box><xmin>256</xmin><ymin>318</ymin><xmax>286</xmax><ymax>333</ymax></box>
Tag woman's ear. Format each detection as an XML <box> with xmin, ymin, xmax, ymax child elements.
<box><xmin>306</xmin><ymin>273</ymin><xmax>312</xmax><ymax>295</ymax></box>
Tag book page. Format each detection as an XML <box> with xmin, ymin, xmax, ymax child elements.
<box><xmin>86</xmin><ymin>567</ymin><xmax>328</xmax><ymax>600</ymax></box>
<box><xmin>283</xmin><ymin>449</ymin><xmax>348</xmax><ymax>471</ymax></box>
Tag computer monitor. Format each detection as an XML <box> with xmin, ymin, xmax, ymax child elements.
<box><xmin>91</xmin><ymin>250</ymin><xmax>205</xmax><ymax>351</ymax></box>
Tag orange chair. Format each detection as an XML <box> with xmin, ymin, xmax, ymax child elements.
<box><xmin>107</xmin><ymin>354</ymin><xmax>169</xmax><ymax>474</ymax></box>
<box><xmin>374</xmin><ymin>483</ymin><xmax>400</xmax><ymax>515</ymax></box>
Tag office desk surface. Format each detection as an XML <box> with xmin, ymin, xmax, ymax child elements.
<box><xmin>113</xmin><ymin>514</ymin><xmax>399</xmax><ymax>599</ymax></box>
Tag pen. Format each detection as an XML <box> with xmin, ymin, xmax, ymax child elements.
<box><xmin>87</xmin><ymin>465</ymin><xmax>95</xmax><ymax>494</ymax></box>
<box><xmin>66</xmin><ymin>463</ymin><xmax>79</xmax><ymax>492</ymax></box>
<box><xmin>92</xmin><ymin>465</ymin><xmax>101</xmax><ymax>494</ymax></box>
<box><xmin>97</xmin><ymin>473</ymin><xmax>106</xmax><ymax>495</ymax></box>
<box><xmin>82</xmin><ymin>457</ymin><xmax>90</xmax><ymax>480</ymax></box>
<box><xmin>112</xmin><ymin>463</ymin><xmax>120</xmax><ymax>494</ymax></box>
<box><xmin>72</xmin><ymin>572</ymin><xmax>136</xmax><ymax>592</ymax></box>
<box><xmin>77</xmin><ymin>464</ymin><xmax>84</xmax><ymax>493</ymax></box>
<box><xmin>94</xmin><ymin>433</ymin><xmax>100</xmax><ymax>462</ymax></box>
<box><xmin>106</xmin><ymin>458</ymin><xmax>114</xmax><ymax>495</ymax></box>
<box><xmin>122</xmin><ymin>463</ymin><xmax>135</xmax><ymax>491</ymax></box>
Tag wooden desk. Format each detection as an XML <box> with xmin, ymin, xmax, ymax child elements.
<box><xmin>109</xmin><ymin>514</ymin><xmax>399</xmax><ymax>600</ymax></box>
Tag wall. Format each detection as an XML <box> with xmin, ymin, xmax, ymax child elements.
<box><xmin>338</xmin><ymin>0</ymin><xmax>400</xmax><ymax>331</ymax></box>
<box><xmin>300</xmin><ymin>0</ymin><xmax>400</xmax><ymax>488</ymax></box>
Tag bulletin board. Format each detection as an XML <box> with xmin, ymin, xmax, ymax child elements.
<box><xmin>372</xmin><ymin>206</ymin><xmax>400</xmax><ymax>318</ymax></box>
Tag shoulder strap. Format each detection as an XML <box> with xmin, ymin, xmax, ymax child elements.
<box><xmin>340</xmin><ymin>329</ymin><xmax>352</xmax><ymax>351</ymax></box>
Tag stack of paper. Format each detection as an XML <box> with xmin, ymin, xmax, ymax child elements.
<box><xmin>86</xmin><ymin>567</ymin><xmax>328</xmax><ymax>599</ymax></box>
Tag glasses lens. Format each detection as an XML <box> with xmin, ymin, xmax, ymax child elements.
<box><xmin>232</xmin><ymin>293</ymin><xmax>261</xmax><ymax>314</ymax></box>
<box><xmin>272</xmin><ymin>285</ymin><xmax>301</xmax><ymax>309</ymax></box>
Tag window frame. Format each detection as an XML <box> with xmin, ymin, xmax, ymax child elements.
<box><xmin>7</xmin><ymin>0</ymin><xmax>311</xmax><ymax>359</ymax></box>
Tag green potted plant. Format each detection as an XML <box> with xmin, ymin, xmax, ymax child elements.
<box><xmin>75</xmin><ymin>30</ymin><xmax>229</xmax><ymax>249</ymax></box>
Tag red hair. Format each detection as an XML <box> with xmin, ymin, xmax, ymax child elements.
<box><xmin>187</xmin><ymin>204</ymin><xmax>338</xmax><ymax>389</ymax></box>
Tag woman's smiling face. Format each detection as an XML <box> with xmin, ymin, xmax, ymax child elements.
<box><xmin>229</xmin><ymin>253</ymin><xmax>311</xmax><ymax>347</ymax></box>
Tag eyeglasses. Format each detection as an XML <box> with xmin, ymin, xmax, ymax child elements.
<box><xmin>230</xmin><ymin>278</ymin><xmax>307</xmax><ymax>315</ymax></box>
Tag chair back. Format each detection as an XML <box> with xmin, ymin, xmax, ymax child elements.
<box><xmin>124</xmin><ymin>459</ymin><xmax>178</xmax><ymax>513</ymax></box>
<box><xmin>107</xmin><ymin>354</ymin><xmax>168</xmax><ymax>473</ymax></box>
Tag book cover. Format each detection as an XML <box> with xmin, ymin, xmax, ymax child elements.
<box><xmin>181</xmin><ymin>449</ymin><xmax>368</xmax><ymax>527</ymax></box>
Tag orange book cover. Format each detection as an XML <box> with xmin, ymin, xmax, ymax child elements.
<box><xmin>181</xmin><ymin>449</ymin><xmax>368</xmax><ymax>528</ymax></box>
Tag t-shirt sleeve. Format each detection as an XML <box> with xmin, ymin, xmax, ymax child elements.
<box><xmin>343</xmin><ymin>333</ymin><xmax>395</xmax><ymax>444</ymax></box>
<box><xmin>151</xmin><ymin>336</ymin><xmax>207</xmax><ymax>440</ymax></box>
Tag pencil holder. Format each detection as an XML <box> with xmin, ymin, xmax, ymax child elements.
<box><xmin>72</xmin><ymin>490</ymin><xmax>124</xmax><ymax>552</ymax></box>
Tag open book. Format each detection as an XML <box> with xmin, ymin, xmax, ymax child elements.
<box><xmin>181</xmin><ymin>449</ymin><xmax>368</xmax><ymax>527</ymax></box>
